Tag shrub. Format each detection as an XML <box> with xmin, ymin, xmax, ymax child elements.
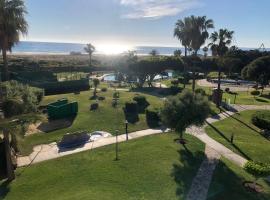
<box><xmin>133</xmin><ymin>95</ymin><xmax>150</xmax><ymax>113</ymax></box>
<box><xmin>170</xmin><ymin>86</ymin><xmax>182</xmax><ymax>95</ymax></box>
<box><xmin>2</xmin><ymin>99</ymin><xmax>25</xmax><ymax>118</ymax></box>
<box><xmin>195</xmin><ymin>88</ymin><xmax>206</xmax><ymax>96</ymax></box>
<box><xmin>244</xmin><ymin>161</ymin><xmax>270</xmax><ymax>178</ymax></box>
<box><xmin>125</xmin><ymin>101</ymin><xmax>138</xmax><ymax>113</ymax></box>
<box><xmin>146</xmin><ymin>108</ymin><xmax>160</xmax><ymax>128</ymax></box>
<box><xmin>98</xmin><ymin>96</ymin><xmax>105</xmax><ymax>101</ymax></box>
<box><xmin>113</xmin><ymin>92</ymin><xmax>120</xmax><ymax>99</ymax></box>
<box><xmin>171</xmin><ymin>79</ymin><xmax>179</xmax><ymax>86</ymax></box>
<box><xmin>225</xmin><ymin>88</ymin><xmax>230</xmax><ymax>93</ymax></box>
<box><xmin>90</xmin><ymin>103</ymin><xmax>99</xmax><ymax>111</ymax></box>
<box><xmin>252</xmin><ymin>111</ymin><xmax>270</xmax><ymax>130</ymax></box>
<box><xmin>101</xmin><ymin>88</ymin><xmax>107</xmax><ymax>92</ymax></box>
<box><xmin>251</xmin><ymin>90</ymin><xmax>260</xmax><ymax>97</ymax></box>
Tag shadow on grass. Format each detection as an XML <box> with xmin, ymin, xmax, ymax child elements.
<box><xmin>255</xmin><ymin>98</ymin><xmax>269</xmax><ymax>103</ymax></box>
<box><xmin>261</xmin><ymin>94</ymin><xmax>270</xmax><ymax>100</ymax></box>
<box><xmin>207</xmin><ymin>161</ymin><xmax>270</xmax><ymax>200</ymax></box>
<box><xmin>130</xmin><ymin>87</ymin><xmax>171</xmax><ymax>98</ymax></box>
<box><xmin>207</xmin><ymin>123</ymin><xmax>251</xmax><ymax>160</ymax></box>
<box><xmin>0</xmin><ymin>180</ymin><xmax>10</xmax><ymax>199</ymax></box>
<box><xmin>171</xmin><ymin>147</ymin><xmax>205</xmax><ymax>199</ymax></box>
<box><xmin>37</xmin><ymin>116</ymin><xmax>76</xmax><ymax>133</ymax></box>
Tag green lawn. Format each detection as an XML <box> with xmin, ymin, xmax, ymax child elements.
<box><xmin>223</xmin><ymin>91</ymin><xmax>270</xmax><ymax>105</ymax></box>
<box><xmin>208</xmin><ymin>158</ymin><xmax>270</xmax><ymax>200</ymax></box>
<box><xmin>1</xmin><ymin>133</ymin><xmax>205</xmax><ymax>200</ymax></box>
<box><xmin>205</xmin><ymin>110</ymin><xmax>270</xmax><ymax>163</ymax></box>
<box><xmin>18</xmin><ymin>89</ymin><xmax>163</xmax><ymax>155</ymax></box>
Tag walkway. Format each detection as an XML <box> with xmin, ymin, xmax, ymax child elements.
<box><xmin>17</xmin><ymin>128</ymin><xmax>169</xmax><ymax>167</ymax></box>
<box><xmin>185</xmin><ymin>104</ymin><xmax>270</xmax><ymax>200</ymax></box>
<box><xmin>186</xmin><ymin>146</ymin><xmax>220</xmax><ymax>200</ymax></box>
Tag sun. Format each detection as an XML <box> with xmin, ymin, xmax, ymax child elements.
<box><xmin>96</xmin><ymin>43</ymin><xmax>133</xmax><ymax>55</ymax></box>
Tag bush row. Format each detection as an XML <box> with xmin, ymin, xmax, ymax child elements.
<box><xmin>252</xmin><ymin>111</ymin><xmax>270</xmax><ymax>130</ymax></box>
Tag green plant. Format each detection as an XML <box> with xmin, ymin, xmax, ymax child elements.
<box><xmin>251</xmin><ymin>90</ymin><xmax>260</xmax><ymax>98</ymax></box>
<box><xmin>244</xmin><ymin>161</ymin><xmax>270</xmax><ymax>188</ymax></box>
<box><xmin>133</xmin><ymin>95</ymin><xmax>150</xmax><ymax>113</ymax></box>
<box><xmin>171</xmin><ymin>79</ymin><xmax>179</xmax><ymax>86</ymax></box>
<box><xmin>93</xmin><ymin>78</ymin><xmax>100</xmax><ymax>97</ymax></box>
<box><xmin>98</xmin><ymin>96</ymin><xmax>105</xmax><ymax>101</ymax></box>
<box><xmin>101</xmin><ymin>88</ymin><xmax>107</xmax><ymax>92</ymax></box>
<box><xmin>90</xmin><ymin>103</ymin><xmax>99</xmax><ymax>111</ymax></box>
<box><xmin>252</xmin><ymin>111</ymin><xmax>270</xmax><ymax>130</ymax></box>
<box><xmin>125</xmin><ymin>101</ymin><xmax>138</xmax><ymax>113</ymax></box>
<box><xmin>146</xmin><ymin>108</ymin><xmax>160</xmax><ymax>128</ymax></box>
<box><xmin>2</xmin><ymin>99</ymin><xmax>25</xmax><ymax>118</ymax></box>
<box><xmin>195</xmin><ymin>88</ymin><xmax>206</xmax><ymax>96</ymax></box>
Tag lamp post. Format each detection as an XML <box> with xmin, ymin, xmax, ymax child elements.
<box><xmin>125</xmin><ymin>120</ymin><xmax>129</xmax><ymax>141</ymax></box>
<box><xmin>115</xmin><ymin>130</ymin><xmax>119</xmax><ymax>161</ymax></box>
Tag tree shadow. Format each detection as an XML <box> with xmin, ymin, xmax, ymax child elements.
<box><xmin>207</xmin><ymin>122</ymin><xmax>252</xmax><ymax>160</ymax></box>
<box><xmin>261</xmin><ymin>94</ymin><xmax>270</xmax><ymax>100</ymax></box>
<box><xmin>0</xmin><ymin>180</ymin><xmax>10</xmax><ymax>199</ymax></box>
<box><xmin>37</xmin><ymin>116</ymin><xmax>76</xmax><ymax>133</ymax></box>
<box><xmin>207</xmin><ymin>161</ymin><xmax>270</xmax><ymax>200</ymax></box>
<box><xmin>171</xmin><ymin>147</ymin><xmax>205</xmax><ymax>199</ymax></box>
<box><xmin>255</xmin><ymin>98</ymin><xmax>269</xmax><ymax>103</ymax></box>
<box><xmin>130</xmin><ymin>87</ymin><xmax>171</xmax><ymax>98</ymax></box>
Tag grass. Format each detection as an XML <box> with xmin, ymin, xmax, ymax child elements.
<box><xmin>223</xmin><ymin>91</ymin><xmax>270</xmax><ymax>105</ymax></box>
<box><xmin>208</xmin><ymin>158</ymin><xmax>270</xmax><ymax>200</ymax></box>
<box><xmin>0</xmin><ymin>133</ymin><xmax>206</xmax><ymax>200</ymax></box>
<box><xmin>18</xmin><ymin>89</ymin><xmax>163</xmax><ymax>155</ymax></box>
<box><xmin>205</xmin><ymin>110</ymin><xmax>270</xmax><ymax>163</ymax></box>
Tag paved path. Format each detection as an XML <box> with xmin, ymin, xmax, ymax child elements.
<box><xmin>186</xmin><ymin>146</ymin><xmax>220</xmax><ymax>200</ymax></box>
<box><xmin>17</xmin><ymin>128</ymin><xmax>169</xmax><ymax>167</ymax></box>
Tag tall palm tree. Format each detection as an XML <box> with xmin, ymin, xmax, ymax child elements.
<box><xmin>0</xmin><ymin>0</ymin><xmax>28</xmax><ymax>81</ymax></box>
<box><xmin>208</xmin><ymin>29</ymin><xmax>234</xmax><ymax>107</ymax></box>
<box><xmin>174</xmin><ymin>17</ymin><xmax>191</xmax><ymax>57</ymax></box>
<box><xmin>188</xmin><ymin>15</ymin><xmax>214</xmax><ymax>91</ymax></box>
<box><xmin>84</xmin><ymin>43</ymin><xmax>95</xmax><ymax>66</ymax></box>
<box><xmin>203</xmin><ymin>46</ymin><xmax>208</xmax><ymax>58</ymax></box>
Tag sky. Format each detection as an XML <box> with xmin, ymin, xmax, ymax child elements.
<box><xmin>24</xmin><ymin>0</ymin><xmax>270</xmax><ymax>49</ymax></box>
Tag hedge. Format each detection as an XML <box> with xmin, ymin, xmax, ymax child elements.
<box><xmin>2</xmin><ymin>99</ymin><xmax>25</xmax><ymax>118</ymax></box>
<box><xmin>125</xmin><ymin>101</ymin><xmax>138</xmax><ymax>113</ymax></box>
<box><xmin>146</xmin><ymin>108</ymin><xmax>160</xmax><ymax>128</ymax></box>
<box><xmin>252</xmin><ymin>111</ymin><xmax>270</xmax><ymax>130</ymax></box>
<box><xmin>133</xmin><ymin>95</ymin><xmax>149</xmax><ymax>113</ymax></box>
<box><xmin>244</xmin><ymin>161</ymin><xmax>270</xmax><ymax>177</ymax></box>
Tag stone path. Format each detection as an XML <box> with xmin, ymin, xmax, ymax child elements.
<box><xmin>17</xmin><ymin>128</ymin><xmax>169</xmax><ymax>167</ymax></box>
<box><xmin>186</xmin><ymin>146</ymin><xmax>220</xmax><ymax>200</ymax></box>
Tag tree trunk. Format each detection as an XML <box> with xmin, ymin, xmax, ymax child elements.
<box><xmin>3</xmin><ymin>129</ymin><xmax>15</xmax><ymax>181</ymax></box>
<box><xmin>89</xmin><ymin>53</ymin><xmax>92</xmax><ymax>67</ymax></box>
<box><xmin>184</xmin><ymin>46</ymin><xmax>187</xmax><ymax>57</ymax></box>
<box><xmin>2</xmin><ymin>48</ymin><xmax>9</xmax><ymax>81</ymax></box>
<box><xmin>217</xmin><ymin>64</ymin><xmax>222</xmax><ymax>107</ymax></box>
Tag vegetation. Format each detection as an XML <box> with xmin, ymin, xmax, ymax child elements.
<box><xmin>0</xmin><ymin>0</ymin><xmax>28</xmax><ymax>81</ymax></box>
<box><xmin>242</xmin><ymin>56</ymin><xmax>270</xmax><ymax>88</ymax></box>
<box><xmin>208</xmin><ymin>158</ymin><xmax>270</xmax><ymax>200</ymax></box>
<box><xmin>251</xmin><ymin>111</ymin><xmax>270</xmax><ymax>130</ymax></box>
<box><xmin>84</xmin><ymin>43</ymin><xmax>95</xmax><ymax>66</ymax></box>
<box><xmin>92</xmin><ymin>78</ymin><xmax>100</xmax><ymax>97</ymax></box>
<box><xmin>13</xmin><ymin>90</ymin><xmax>163</xmax><ymax>155</ymax></box>
<box><xmin>0</xmin><ymin>133</ymin><xmax>205</xmax><ymax>200</ymax></box>
<box><xmin>161</xmin><ymin>90</ymin><xmax>210</xmax><ymax>140</ymax></box>
<box><xmin>205</xmin><ymin>110</ymin><xmax>270</xmax><ymax>163</ymax></box>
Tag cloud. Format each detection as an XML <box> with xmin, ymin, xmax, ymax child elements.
<box><xmin>119</xmin><ymin>0</ymin><xmax>200</xmax><ymax>19</ymax></box>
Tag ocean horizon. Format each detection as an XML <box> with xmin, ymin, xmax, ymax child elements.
<box><xmin>11</xmin><ymin>41</ymin><xmax>268</xmax><ymax>56</ymax></box>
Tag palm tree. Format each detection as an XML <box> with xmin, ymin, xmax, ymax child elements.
<box><xmin>174</xmin><ymin>49</ymin><xmax>182</xmax><ymax>57</ymax></box>
<box><xmin>208</xmin><ymin>29</ymin><xmax>234</xmax><ymax>107</ymax></box>
<box><xmin>149</xmin><ymin>49</ymin><xmax>158</xmax><ymax>57</ymax></box>
<box><xmin>188</xmin><ymin>15</ymin><xmax>214</xmax><ymax>91</ymax></box>
<box><xmin>84</xmin><ymin>43</ymin><xmax>95</xmax><ymax>66</ymax></box>
<box><xmin>92</xmin><ymin>78</ymin><xmax>100</xmax><ymax>97</ymax></box>
<box><xmin>174</xmin><ymin>17</ymin><xmax>191</xmax><ymax>57</ymax></box>
<box><xmin>0</xmin><ymin>0</ymin><xmax>28</xmax><ymax>81</ymax></box>
<box><xmin>203</xmin><ymin>46</ymin><xmax>208</xmax><ymax>58</ymax></box>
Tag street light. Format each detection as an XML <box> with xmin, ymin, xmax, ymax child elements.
<box><xmin>115</xmin><ymin>130</ymin><xmax>119</xmax><ymax>161</ymax></box>
<box><xmin>125</xmin><ymin>120</ymin><xmax>129</xmax><ymax>141</ymax></box>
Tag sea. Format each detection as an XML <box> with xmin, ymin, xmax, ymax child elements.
<box><xmin>12</xmin><ymin>41</ymin><xmax>268</xmax><ymax>56</ymax></box>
